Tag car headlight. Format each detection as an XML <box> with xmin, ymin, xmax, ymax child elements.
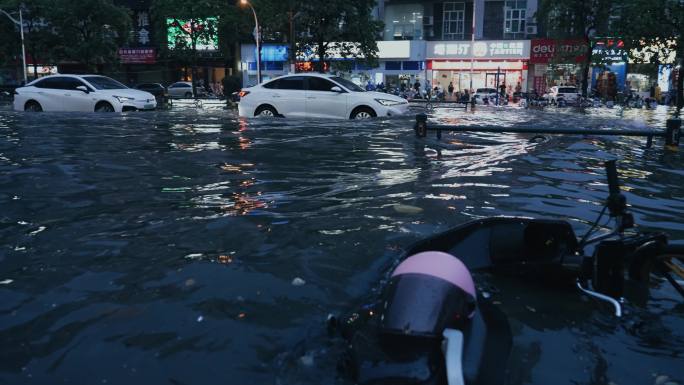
<box><xmin>374</xmin><ymin>98</ymin><xmax>404</xmax><ymax>106</ymax></box>
<box><xmin>113</xmin><ymin>95</ymin><xmax>135</xmax><ymax>103</ymax></box>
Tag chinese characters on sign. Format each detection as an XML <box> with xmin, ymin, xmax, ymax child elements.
<box><xmin>118</xmin><ymin>48</ymin><xmax>156</xmax><ymax>64</ymax></box>
<box><xmin>429</xmin><ymin>40</ymin><xmax>530</xmax><ymax>59</ymax></box>
<box><xmin>136</xmin><ymin>11</ymin><xmax>150</xmax><ymax>46</ymax></box>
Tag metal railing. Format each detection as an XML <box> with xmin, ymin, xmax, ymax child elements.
<box><xmin>413</xmin><ymin>113</ymin><xmax>681</xmax><ymax>149</ymax></box>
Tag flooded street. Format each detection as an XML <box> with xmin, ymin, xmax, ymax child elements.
<box><xmin>0</xmin><ymin>104</ymin><xmax>683</xmax><ymax>385</ymax></box>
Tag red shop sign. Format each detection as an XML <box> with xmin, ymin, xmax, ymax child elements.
<box><xmin>530</xmin><ymin>39</ymin><xmax>587</xmax><ymax>64</ymax></box>
<box><xmin>118</xmin><ymin>48</ymin><xmax>156</xmax><ymax>64</ymax></box>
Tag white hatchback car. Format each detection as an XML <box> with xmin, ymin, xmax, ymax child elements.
<box><xmin>237</xmin><ymin>74</ymin><xmax>410</xmax><ymax>119</ymax></box>
<box><xmin>13</xmin><ymin>74</ymin><xmax>156</xmax><ymax>112</ymax></box>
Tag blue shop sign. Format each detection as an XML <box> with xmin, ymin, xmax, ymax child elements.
<box><xmin>257</xmin><ymin>45</ymin><xmax>288</xmax><ymax>62</ymax></box>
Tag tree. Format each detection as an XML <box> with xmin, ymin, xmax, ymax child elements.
<box><xmin>0</xmin><ymin>2</ymin><xmax>22</xmax><ymax>77</ymax></box>
<box><xmin>294</xmin><ymin>0</ymin><xmax>382</xmax><ymax>73</ymax></box>
<box><xmin>153</xmin><ymin>0</ymin><xmax>221</xmax><ymax>96</ymax></box>
<box><xmin>50</xmin><ymin>0</ymin><xmax>131</xmax><ymax>72</ymax></box>
<box><xmin>537</xmin><ymin>0</ymin><xmax>615</xmax><ymax>97</ymax></box>
<box><xmin>614</xmin><ymin>0</ymin><xmax>684</xmax><ymax>115</ymax></box>
<box><xmin>1</xmin><ymin>0</ymin><xmax>61</xmax><ymax>79</ymax></box>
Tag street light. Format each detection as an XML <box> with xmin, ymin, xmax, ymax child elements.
<box><xmin>0</xmin><ymin>7</ymin><xmax>27</xmax><ymax>84</ymax></box>
<box><xmin>240</xmin><ymin>0</ymin><xmax>261</xmax><ymax>84</ymax></box>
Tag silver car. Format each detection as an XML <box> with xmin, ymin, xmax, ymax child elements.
<box><xmin>167</xmin><ymin>81</ymin><xmax>207</xmax><ymax>98</ymax></box>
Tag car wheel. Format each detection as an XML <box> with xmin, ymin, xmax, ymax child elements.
<box><xmin>95</xmin><ymin>102</ymin><xmax>115</xmax><ymax>112</ymax></box>
<box><xmin>254</xmin><ymin>105</ymin><xmax>278</xmax><ymax>117</ymax></box>
<box><xmin>350</xmin><ymin>107</ymin><xmax>376</xmax><ymax>120</ymax></box>
<box><xmin>185</xmin><ymin>92</ymin><xmax>192</xmax><ymax>98</ymax></box>
<box><xmin>24</xmin><ymin>100</ymin><xmax>42</xmax><ymax>112</ymax></box>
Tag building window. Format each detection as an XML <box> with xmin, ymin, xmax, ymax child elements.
<box><xmin>504</xmin><ymin>0</ymin><xmax>527</xmax><ymax>38</ymax></box>
<box><xmin>443</xmin><ymin>2</ymin><xmax>465</xmax><ymax>40</ymax></box>
<box><xmin>384</xmin><ymin>4</ymin><xmax>424</xmax><ymax>41</ymax></box>
<box><xmin>385</xmin><ymin>61</ymin><xmax>402</xmax><ymax>71</ymax></box>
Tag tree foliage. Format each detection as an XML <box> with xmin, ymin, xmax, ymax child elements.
<box><xmin>295</xmin><ymin>0</ymin><xmax>382</xmax><ymax>72</ymax></box>
<box><xmin>0</xmin><ymin>0</ymin><xmax>130</xmax><ymax>74</ymax></box>
<box><xmin>51</xmin><ymin>0</ymin><xmax>131</xmax><ymax>70</ymax></box>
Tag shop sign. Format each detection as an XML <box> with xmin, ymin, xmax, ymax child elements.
<box><xmin>592</xmin><ymin>39</ymin><xmax>627</xmax><ymax>62</ymax></box>
<box><xmin>377</xmin><ymin>41</ymin><xmax>411</xmax><ymax>59</ymax></box>
<box><xmin>257</xmin><ymin>45</ymin><xmax>288</xmax><ymax>62</ymax></box>
<box><xmin>427</xmin><ymin>40</ymin><xmax>530</xmax><ymax>59</ymax></box>
<box><xmin>530</xmin><ymin>39</ymin><xmax>588</xmax><ymax>64</ymax></box>
<box><xmin>25</xmin><ymin>65</ymin><xmax>57</xmax><ymax>75</ymax></box>
<box><xmin>118</xmin><ymin>48</ymin><xmax>156</xmax><ymax>64</ymax></box>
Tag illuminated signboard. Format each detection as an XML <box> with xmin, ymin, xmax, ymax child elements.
<box><xmin>592</xmin><ymin>39</ymin><xmax>627</xmax><ymax>62</ymax></box>
<box><xmin>530</xmin><ymin>39</ymin><xmax>588</xmax><ymax>64</ymax></box>
<box><xmin>119</xmin><ymin>48</ymin><xmax>156</xmax><ymax>64</ymax></box>
<box><xmin>167</xmin><ymin>18</ymin><xmax>218</xmax><ymax>50</ymax></box>
<box><xmin>258</xmin><ymin>45</ymin><xmax>288</xmax><ymax>61</ymax></box>
<box><xmin>427</xmin><ymin>40</ymin><xmax>530</xmax><ymax>59</ymax></box>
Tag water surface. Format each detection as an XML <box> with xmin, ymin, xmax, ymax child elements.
<box><xmin>0</xmin><ymin>104</ymin><xmax>682</xmax><ymax>384</ymax></box>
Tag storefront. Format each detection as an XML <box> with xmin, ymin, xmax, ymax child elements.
<box><xmin>529</xmin><ymin>39</ymin><xmax>587</xmax><ymax>94</ymax></box>
<box><xmin>591</xmin><ymin>39</ymin><xmax>627</xmax><ymax>99</ymax></box>
<box><xmin>426</xmin><ymin>40</ymin><xmax>530</xmax><ymax>93</ymax></box>
<box><xmin>240</xmin><ymin>41</ymin><xmax>427</xmax><ymax>88</ymax></box>
<box><xmin>375</xmin><ymin>41</ymin><xmax>426</xmax><ymax>89</ymax></box>
<box><xmin>240</xmin><ymin>44</ymin><xmax>289</xmax><ymax>86</ymax></box>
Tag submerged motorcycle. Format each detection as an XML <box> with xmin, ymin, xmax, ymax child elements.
<box><xmin>333</xmin><ymin>160</ymin><xmax>684</xmax><ymax>385</ymax></box>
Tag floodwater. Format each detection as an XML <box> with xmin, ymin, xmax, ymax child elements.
<box><xmin>0</xmin><ymin>102</ymin><xmax>682</xmax><ymax>385</ymax></box>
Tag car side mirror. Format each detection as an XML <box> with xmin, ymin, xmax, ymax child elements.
<box><xmin>330</xmin><ymin>86</ymin><xmax>343</xmax><ymax>93</ymax></box>
<box><xmin>76</xmin><ymin>85</ymin><xmax>89</xmax><ymax>93</ymax></box>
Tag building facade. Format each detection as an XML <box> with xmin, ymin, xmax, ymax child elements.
<box><xmin>372</xmin><ymin>0</ymin><xmax>538</xmax><ymax>91</ymax></box>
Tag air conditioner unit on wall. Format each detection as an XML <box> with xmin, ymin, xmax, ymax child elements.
<box><xmin>526</xmin><ymin>25</ymin><xmax>537</xmax><ymax>35</ymax></box>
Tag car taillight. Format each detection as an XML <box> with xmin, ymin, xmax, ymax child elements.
<box><xmin>238</xmin><ymin>90</ymin><xmax>250</xmax><ymax>98</ymax></box>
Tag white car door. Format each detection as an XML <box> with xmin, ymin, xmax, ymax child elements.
<box><xmin>269</xmin><ymin>76</ymin><xmax>306</xmax><ymax>118</ymax></box>
<box><xmin>61</xmin><ymin>78</ymin><xmax>96</xmax><ymax>112</ymax></box>
<box><xmin>32</xmin><ymin>77</ymin><xmax>67</xmax><ymax>111</ymax></box>
<box><xmin>305</xmin><ymin>77</ymin><xmax>348</xmax><ymax>119</ymax></box>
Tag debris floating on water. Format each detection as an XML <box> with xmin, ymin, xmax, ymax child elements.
<box><xmin>0</xmin><ymin>279</ymin><xmax>13</xmax><ymax>285</ymax></box>
<box><xmin>526</xmin><ymin>306</ymin><xmax>537</xmax><ymax>313</ymax></box>
<box><xmin>184</xmin><ymin>253</ymin><xmax>204</xmax><ymax>260</ymax></box>
<box><xmin>291</xmin><ymin>277</ymin><xmax>306</xmax><ymax>286</ymax></box>
<box><xmin>196</xmin><ymin>315</ymin><xmax>204</xmax><ymax>322</ymax></box>
<box><xmin>393</xmin><ymin>204</ymin><xmax>423</xmax><ymax>214</ymax></box>
<box><xmin>299</xmin><ymin>352</ymin><xmax>314</xmax><ymax>367</ymax></box>
<box><xmin>655</xmin><ymin>376</ymin><xmax>670</xmax><ymax>385</ymax></box>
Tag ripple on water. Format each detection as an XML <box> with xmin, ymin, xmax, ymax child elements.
<box><xmin>0</xmin><ymin>104</ymin><xmax>682</xmax><ymax>384</ymax></box>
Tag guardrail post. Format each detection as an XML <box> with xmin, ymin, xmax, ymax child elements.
<box><xmin>415</xmin><ymin>113</ymin><xmax>428</xmax><ymax>138</ymax></box>
<box><xmin>666</xmin><ymin>117</ymin><xmax>681</xmax><ymax>149</ymax></box>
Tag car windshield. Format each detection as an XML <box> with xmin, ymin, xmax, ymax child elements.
<box><xmin>83</xmin><ymin>76</ymin><xmax>128</xmax><ymax>90</ymax></box>
<box><xmin>330</xmin><ymin>76</ymin><xmax>364</xmax><ymax>92</ymax></box>
<box><xmin>476</xmin><ymin>88</ymin><xmax>496</xmax><ymax>93</ymax></box>
<box><xmin>559</xmin><ymin>87</ymin><xmax>577</xmax><ymax>93</ymax></box>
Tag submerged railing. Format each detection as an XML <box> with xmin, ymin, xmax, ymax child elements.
<box><xmin>413</xmin><ymin>113</ymin><xmax>681</xmax><ymax>149</ymax></box>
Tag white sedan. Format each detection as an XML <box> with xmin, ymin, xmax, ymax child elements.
<box><xmin>13</xmin><ymin>74</ymin><xmax>157</xmax><ymax>112</ymax></box>
<box><xmin>237</xmin><ymin>74</ymin><xmax>410</xmax><ymax>119</ymax></box>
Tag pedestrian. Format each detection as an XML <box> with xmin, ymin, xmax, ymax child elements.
<box><xmin>655</xmin><ymin>84</ymin><xmax>662</xmax><ymax>104</ymax></box>
<box><xmin>499</xmin><ymin>82</ymin><xmax>506</xmax><ymax>97</ymax></box>
<box><xmin>515</xmin><ymin>82</ymin><xmax>522</xmax><ymax>93</ymax></box>
<box><xmin>414</xmin><ymin>80</ymin><xmax>420</xmax><ymax>92</ymax></box>
<box><xmin>448</xmin><ymin>82</ymin><xmax>454</xmax><ymax>98</ymax></box>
